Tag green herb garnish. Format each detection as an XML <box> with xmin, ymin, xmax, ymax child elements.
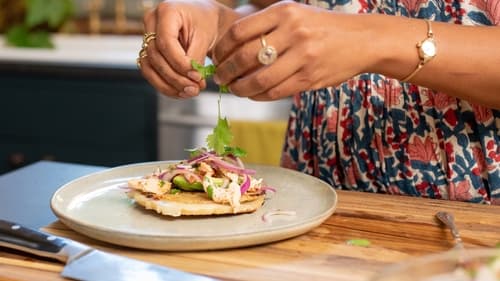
<box><xmin>191</xmin><ymin>60</ymin><xmax>216</xmax><ymax>79</ymax></box>
<box><xmin>169</xmin><ymin>188</ymin><xmax>181</xmax><ymax>194</ymax></box>
<box><xmin>191</xmin><ymin>59</ymin><xmax>246</xmax><ymax>157</ymax></box>
<box><xmin>190</xmin><ymin>60</ymin><xmax>229</xmax><ymax>93</ymax></box>
<box><xmin>206</xmin><ymin>115</ymin><xmax>233</xmax><ymax>154</ymax></box>
<box><xmin>346</xmin><ymin>239</ymin><xmax>371</xmax><ymax>247</ymax></box>
<box><xmin>219</xmin><ymin>84</ymin><xmax>230</xmax><ymax>93</ymax></box>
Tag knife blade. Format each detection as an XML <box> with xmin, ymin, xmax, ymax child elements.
<box><xmin>0</xmin><ymin>219</ymin><xmax>218</xmax><ymax>281</ymax></box>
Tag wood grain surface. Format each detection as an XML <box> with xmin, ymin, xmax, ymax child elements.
<box><xmin>1</xmin><ymin>190</ymin><xmax>499</xmax><ymax>281</ymax></box>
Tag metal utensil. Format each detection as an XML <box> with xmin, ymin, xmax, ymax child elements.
<box><xmin>0</xmin><ymin>219</ymin><xmax>218</xmax><ymax>281</ymax></box>
<box><xmin>435</xmin><ymin>211</ymin><xmax>464</xmax><ymax>250</ymax></box>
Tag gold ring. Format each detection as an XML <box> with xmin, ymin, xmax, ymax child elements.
<box><xmin>257</xmin><ymin>35</ymin><xmax>278</xmax><ymax>65</ymax></box>
<box><xmin>136</xmin><ymin>57</ymin><xmax>142</xmax><ymax>70</ymax></box>
<box><xmin>142</xmin><ymin>33</ymin><xmax>156</xmax><ymax>49</ymax></box>
<box><xmin>139</xmin><ymin>48</ymin><xmax>148</xmax><ymax>59</ymax></box>
<box><xmin>143</xmin><ymin>32</ymin><xmax>156</xmax><ymax>39</ymax></box>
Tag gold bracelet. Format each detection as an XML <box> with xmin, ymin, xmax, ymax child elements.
<box><xmin>401</xmin><ymin>20</ymin><xmax>437</xmax><ymax>83</ymax></box>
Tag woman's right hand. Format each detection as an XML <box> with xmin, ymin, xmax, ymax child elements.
<box><xmin>140</xmin><ymin>0</ymin><xmax>225</xmax><ymax>99</ymax></box>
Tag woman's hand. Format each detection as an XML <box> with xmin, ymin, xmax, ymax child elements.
<box><xmin>212</xmin><ymin>1</ymin><xmax>372</xmax><ymax>101</ymax></box>
<box><xmin>140</xmin><ymin>0</ymin><xmax>225</xmax><ymax>99</ymax></box>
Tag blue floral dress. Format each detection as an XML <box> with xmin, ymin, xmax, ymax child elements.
<box><xmin>281</xmin><ymin>0</ymin><xmax>500</xmax><ymax>204</ymax></box>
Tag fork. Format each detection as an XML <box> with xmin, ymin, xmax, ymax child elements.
<box><xmin>435</xmin><ymin>211</ymin><xmax>465</xmax><ymax>250</ymax></box>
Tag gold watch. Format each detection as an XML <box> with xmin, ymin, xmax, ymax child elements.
<box><xmin>401</xmin><ymin>20</ymin><xmax>437</xmax><ymax>82</ymax></box>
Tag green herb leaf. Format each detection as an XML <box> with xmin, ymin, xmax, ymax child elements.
<box><xmin>346</xmin><ymin>239</ymin><xmax>371</xmax><ymax>247</ymax></box>
<box><xmin>170</xmin><ymin>188</ymin><xmax>181</xmax><ymax>194</ymax></box>
<box><xmin>191</xmin><ymin>60</ymin><xmax>216</xmax><ymax>79</ymax></box>
<box><xmin>219</xmin><ymin>84</ymin><xmax>229</xmax><ymax>93</ymax></box>
<box><xmin>190</xmin><ymin>59</ymin><xmax>230</xmax><ymax>93</ymax></box>
<box><xmin>191</xmin><ymin>59</ymin><xmax>246</xmax><ymax>156</ymax></box>
<box><xmin>224</xmin><ymin>146</ymin><xmax>247</xmax><ymax>158</ymax></box>
<box><xmin>206</xmin><ymin>116</ymin><xmax>233</xmax><ymax>155</ymax></box>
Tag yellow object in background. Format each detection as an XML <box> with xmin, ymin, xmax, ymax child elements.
<box><xmin>230</xmin><ymin>120</ymin><xmax>288</xmax><ymax>166</ymax></box>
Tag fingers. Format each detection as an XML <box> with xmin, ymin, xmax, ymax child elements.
<box><xmin>249</xmin><ymin>71</ymin><xmax>310</xmax><ymax>101</ymax></box>
<box><xmin>214</xmin><ymin>28</ymin><xmax>289</xmax><ymax>88</ymax></box>
<box><xmin>212</xmin><ymin>3</ymin><xmax>280</xmax><ymax>64</ymax></box>
<box><xmin>140</xmin><ymin>5</ymin><xmax>202</xmax><ymax>98</ymax></box>
<box><xmin>138</xmin><ymin>57</ymin><xmax>180</xmax><ymax>98</ymax></box>
<box><xmin>154</xmin><ymin>4</ymin><xmax>194</xmax><ymax>76</ymax></box>
<box><xmin>146</xmin><ymin>41</ymin><xmax>199</xmax><ymax>96</ymax></box>
<box><xmin>224</xmin><ymin>43</ymin><xmax>302</xmax><ymax>99</ymax></box>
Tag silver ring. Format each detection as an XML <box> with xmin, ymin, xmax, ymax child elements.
<box><xmin>257</xmin><ymin>35</ymin><xmax>277</xmax><ymax>65</ymax></box>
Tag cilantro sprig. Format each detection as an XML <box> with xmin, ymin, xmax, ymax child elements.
<box><xmin>190</xmin><ymin>60</ymin><xmax>246</xmax><ymax>157</ymax></box>
<box><xmin>191</xmin><ymin>60</ymin><xmax>229</xmax><ymax>93</ymax></box>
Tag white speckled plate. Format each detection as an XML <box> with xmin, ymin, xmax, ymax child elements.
<box><xmin>50</xmin><ymin>161</ymin><xmax>337</xmax><ymax>251</ymax></box>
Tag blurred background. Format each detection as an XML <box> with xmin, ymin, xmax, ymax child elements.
<box><xmin>0</xmin><ymin>0</ymin><xmax>291</xmax><ymax>174</ymax></box>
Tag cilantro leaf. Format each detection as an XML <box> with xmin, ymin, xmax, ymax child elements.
<box><xmin>224</xmin><ymin>146</ymin><xmax>247</xmax><ymax>158</ymax></box>
<box><xmin>219</xmin><ymin>84</ymin><xmax>230</xmax><ymax>93</ymax></box>
<box><xmin>206</xmin><ymin>116</ymin><xmax>233</xmax><ymax>155</ymax></box>
<box><xmin>346</xmin><ymin>239</ymin><xmax>371</xmax><ymax>247</ymax></box>
<box><xmin>191</xmin><ymin>60</ymin><xmax>216</xmax><ymax>79</ymax></box>
<box><xmin>191</xmin><ymin>59</ymin><xmax>247</xmax><ymax>157</ymax></box>
<box><xmin>190</xmin><ymin>59</ymin><xmax>229</xmax><ymax>93</ymax></box>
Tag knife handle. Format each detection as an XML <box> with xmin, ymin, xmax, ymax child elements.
<box><xmin>0</xmin><ymin>219</ymin><xmax>67</xmax><ymax>262</ymax></box>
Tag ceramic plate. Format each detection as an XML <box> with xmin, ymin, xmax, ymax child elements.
<box><xmin>50</xmin><ymin>161</ymin><xmax>337</xmax><ymax>251</ymax></box>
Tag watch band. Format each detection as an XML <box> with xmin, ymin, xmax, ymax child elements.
<box><xmin>401</xmin><ymin>20</ymin><xmax>435</xmax><ymax>83</ymax></box>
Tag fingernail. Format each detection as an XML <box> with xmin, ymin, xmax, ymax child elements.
<box><xmin>213</xmin><ymin>75</ymin><xmax>220</xmax><ymax>84</ymax></box>
<box><xmin>183</xmin><ymin>86</ymin><xmax>198</xmax><ymax>96</ymax></box>
<box><xmin>187</xmin><ymin>71</ymin><xmax>202</xmax><ymax>82</ymax></box>
<box><xmin>178</xmin><ymin>92</ymin><xmax>190</xmax><ymax>99</ymax></box>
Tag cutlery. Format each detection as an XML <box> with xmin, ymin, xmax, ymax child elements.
<box><xmin>435</xmin><ymin>211</ymin><xmax>464</xmax><ymax>250</ymax></box>
<box><xmin>0</xmin><ymin>219</ymin><xmax>218</xmax><ymax>281</ymax></box>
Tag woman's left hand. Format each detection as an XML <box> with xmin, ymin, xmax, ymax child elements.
<box><xmin>212</xmin><ymin>1</ymin><xmax>371</xmax><ymax>101</ymax></box>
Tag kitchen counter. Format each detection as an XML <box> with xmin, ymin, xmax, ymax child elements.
<box><xmin>0</xmin><ymin>34</ymin><xmax>142</xmax><ymax>69</ymax></box>
<box><xmin>0</xmin><ymin>161</ymin><xmax>499</xmax><ymax>281</ymax></box>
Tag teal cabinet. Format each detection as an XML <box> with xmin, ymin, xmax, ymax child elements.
<box><xmin>0</xmin><ymin>64</ymin><xmax>157</xmax><ymax>173</ymax></box>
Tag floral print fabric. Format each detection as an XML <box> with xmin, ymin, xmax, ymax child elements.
<box><xmin>281</xmin><ymin>0</ymin><xmax>500</xmax><ymax>204</ymax></box>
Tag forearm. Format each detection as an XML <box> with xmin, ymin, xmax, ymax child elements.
<box><xmin>363</xmin><ymin>14</ymin><xmax>500</xmax><ymax>109</ymax></box>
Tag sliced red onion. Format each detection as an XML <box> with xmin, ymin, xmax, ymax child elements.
<box><xmin>159</xmin><ymin>168</ymin><xmax>202</xmax><ymax>183</ymax></box>
<box><xmin>240</xmin><ymin>174</ymin><xmax>251</xmax><ymax>194</ymax></box>
<box><xmin>262</xmin><ymin>186</ymin><xmax>276</xmax><ymax>193</ymax></box>
<box><xmin>176</xmin><ymin>164</ymin><xmax>192</xmax><ymax>169</ymax></box>
<box><xmin>187</xmin><ymin>152</ymin><xmax>210</xmax><ymax>165</ymax></box>
<box><xmin>206</xmin><ymin>154</ymin><xmax>256</xmax><ymax>175</ymax></box>
<box><xmin>262</xmin><ymin>210</ymin><xmax>297</xmax><ymax>223</ymax></box>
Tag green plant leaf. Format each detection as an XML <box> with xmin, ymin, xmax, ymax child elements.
<box><xmin>25</xmin><ymin>0</ymin><xmax>73</xmax><ymax>28</ymax></box>
<box><xmin>47</xmin><ymin>0</ymin><xmax>73</xmax><ymax>28</ymax></box>
<box><xmin>6</xmin><ymin>25</ymin><xmax>53</xmax><ymax>48</ymax></box>
<box><xmin>25</xmin><ymin>0</ymin><xmax>49</xmax><ymax>28</ymax></box>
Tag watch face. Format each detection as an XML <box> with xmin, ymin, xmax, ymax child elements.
<box><xmin>421</xmin><ymin>39</ymin><xmax>437</xmax><ymax>57</ymax></box>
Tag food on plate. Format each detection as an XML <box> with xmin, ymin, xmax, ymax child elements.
<box><xmin>127</xmin><ymin>59</ymin><xmax>273</xmax><ymax>217</ymax></box>
<box><xmin>127</xmin><ymin>149</ymin><xmax>271</xmax><ymax>217</ymax></box>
